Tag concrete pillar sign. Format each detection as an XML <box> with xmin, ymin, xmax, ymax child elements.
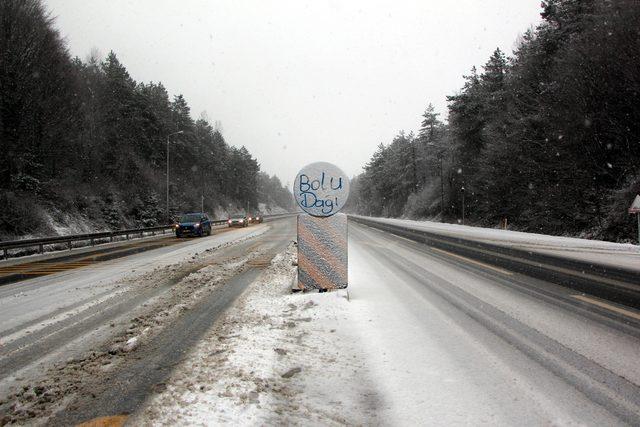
<box><xmin>294</xmin><ymin>162</ymin><xmax>349</xmax><ymax>291</ymax></box>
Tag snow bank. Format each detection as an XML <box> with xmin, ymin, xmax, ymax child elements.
<box><xmin>0</xmin><ymin>235</ymin><xmax>268</xmax><ymax>425</ymax></box>
<box><xmin>134</xmin><ymin>244</ymin><xmax>382</xmax><ymax>426</ymax></box>
<box><xmin>258</xmin><ymin>203</ymin><xmax>288</xmax><ymax>215</ymax></box>
<box><xmin>354</xmin><ymin>216</ymin><xmax>640</xmax><ymax>271</ymax></box>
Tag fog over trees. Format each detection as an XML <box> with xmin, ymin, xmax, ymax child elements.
<box><xmin>2</xmin><ymin>0</ymin><xmax>639</xmax><ymax>242</ymax></box>
<box><xmin>350</xmin><ymin>0</ymin><xmax>640</xmax><ymax>242</ymax></box>
<box><xmin>0</xmin><ymin>0</ymin><xmax>292</xmax><ymax>238</ymax></box>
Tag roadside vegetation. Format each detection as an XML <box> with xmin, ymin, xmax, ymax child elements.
<box><xmin>349</xmin><ymin>0</ymin><xmax>640</xmax><ymax>242</ymax></box>
<box><xmin>0</xmin><ymin>0</ymin><xmax>293</xmax><ymax>239</ymax></box>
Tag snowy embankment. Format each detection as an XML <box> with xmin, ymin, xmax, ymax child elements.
<box><xmin>133</xmin><ymin>244</ymin><xmax>382</xmax><ymax>426</ymax></box>
<box><xmin>9</xmin><ymin>204</ymin><xmax>286</xmax><ymax>241</ymax></box>
<box><xmin>353</xmin><ymin>216</ymin><xmax>640</xmax><ymax>271</ymax></box>
<box><xmin>257</xmin><ymin>203</ymin><xmax>288</xmax><ymax>215</ymax></box>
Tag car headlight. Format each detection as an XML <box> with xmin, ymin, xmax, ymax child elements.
<box><xmin>239</xmin><ymin>219</ymin><xmax>244</xmax><ymax>223</ymax></box>
<box><xmin>194</xmin><ymin>223</ymin><xmax>200</xmax><ymax>228</ymax></box>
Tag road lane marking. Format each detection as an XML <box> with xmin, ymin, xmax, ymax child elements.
<box><xmin>77</xmin><ymin>415</ymin><xmax>127</xmax><ymax>427</ymax></box>
<box><xmin>28</xmin><ymin>265</ymin><xmax>76</xmax><ymax>269</ymax></box>
<box><xmin>572</xmin><ymin>295</ymin><xmax>640</xmax><ymax>321</ymax></box>
<box><xmin>22</xmin><ymin>271</ymin><xmax>73</xmax><ymax>275</ymax></box>
<box><xmin>396</xmin><ymin>235</ymin><xmax>417</xmax><ymax>244</ymax></box>
<box><xmin>429</xmin><ymin>247</ymin><xmax>513</xmax><ymax>276</ymax></box>
<box><xmin>52</xmin><ymin>261</ymin><xmax>95</xmax><ymax>265</ymax></box>
<box><xmin>0</xmin><ymin>263</ymin><xmax>90</xmax><ymax>270</ymax></box>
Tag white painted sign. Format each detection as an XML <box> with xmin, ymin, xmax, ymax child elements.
<box><xmin>293</xmin><ymin>162</ymin><xmax>350</xmax><ymax>217</ymax></box>
<box><xmin>629</xmin><ymin>194</ymin><xmax>640</xmax><ymax>214</ymax></box>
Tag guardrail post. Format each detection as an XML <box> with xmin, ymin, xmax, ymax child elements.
<box><xmin>3</xmin><ymin>221</ymin><xmax>226</xmax><ymax>261</ymax></box>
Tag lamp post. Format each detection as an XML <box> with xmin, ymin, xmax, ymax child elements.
<box><xmin>166</xmin><ymin>131</ymin><xmax>184</xmax><ymax>220</ymax></box>
<box><xmin>461</xmin><ymin>186</ymin><xmax>465</xmax><ymax>225</ymax></box>
<box><xmin>439</xmin><ymin>155</ymin><xmax>444</xmax><ymax>222</ymax></box>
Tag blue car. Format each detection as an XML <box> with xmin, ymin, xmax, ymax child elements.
<box><xmin>175</xmin><ymin>212</ymin><xmax>212</xmax><ymax>237</ymax></box>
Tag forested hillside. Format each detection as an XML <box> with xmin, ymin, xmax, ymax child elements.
<box><xmin>0</xmin><ymin>0</ymin><xmax>292</xmax><ymax>239</ymax></box>
<box><xmin>350</xmin><ymin>0</ymin><xmax>640</xmax><ymax>242</ymax></box>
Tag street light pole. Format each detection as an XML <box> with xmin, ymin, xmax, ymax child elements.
<box><xmin>439</xmin><ymin>156</ymin><xmax>444</xmax><ymax>222</ymax></box>
<box><xmin>166</xmin><ymin>131</ymin><xmax>184</xmax><ymax>220</ymax></box>
<box><xmin>461</xmin><ymin>186</ymin><xmax>465</xmax><ymax>225</ymax></box>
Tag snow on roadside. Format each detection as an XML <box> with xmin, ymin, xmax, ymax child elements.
<box><xmin>133</xmin><ymin>244</ymin><xmax>383</xmax><ymax>426</ymax></box>
<box><xmin>0</xmin><ymin>233</ymin><xmax>271</xmax><ymax>425</ymax></box>
<box><xmin>356</xmin><ymin>216</ymin><xmax>640</xmax><ymax>253</ymax></box>
<box><xmin>257</xmin><ymin>203</ymin><xmax>287</xmax><ymax>215</ymax></box>
<box><xmin>354</xmin><ymin>215</ymin><xmax>640</xmax><ymax>271</ymax></box>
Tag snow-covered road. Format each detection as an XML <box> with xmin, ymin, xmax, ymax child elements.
<box><xmin>0</xmin><ymin>219</ymin><xmax>296</xmax><ymax>425</ymax></box>
<box><xmin>346</xmin><ymin>222</ymin><xmax>640</xmax><ymax>425</ymax></box>
<box><xmin>351</xmin><ymin>215</ymin><xmax>640</xmax><ymax>271</ymax></box>
<box><xmin>2</xmin><ymin>215</ymin><xmax>639</xmax><ymax>425</ymax></box>
<box><xmin>135</xmin><ymin>220</ymin><xmax>640</xmax><ymax>425</ymax></box>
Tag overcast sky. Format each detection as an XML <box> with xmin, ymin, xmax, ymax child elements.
<box><xmin>45</xmin><ymin>0</ymin><xmax>541</xmax><ymax>186</ymax></box>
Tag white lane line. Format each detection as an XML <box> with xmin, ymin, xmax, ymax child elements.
<box><xmin>572</xmin><ymin>295</ymin><xmax>640</xmax><ymax>321</ymax></box>
<box><xmin>429</xmin><ymin>247</ymin><xmax>513</xmax><ymax>276</ymax></box>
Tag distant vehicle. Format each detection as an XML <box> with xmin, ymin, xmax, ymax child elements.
<box><xmin>228</xmin><ymin>215</ymin><xmax>248</xmax><ymax>228</ymax></box>
<box><xmin>175</xmin><ymin>212</ymin><xmax>212</xmax><ymax>237</ymax></box>
<box><xmin>250</xmin><ymin>214</ymin><xmax>264</xmax><ymax>224</ymax></box>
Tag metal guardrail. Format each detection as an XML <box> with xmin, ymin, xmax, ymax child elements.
<box><xmin>0</xmin><ymin>225</ymin><xmax>175</xmax><ymax>259</ymax></box>
<box><xmin>262</xmin><ymin>212</ymin><xmax>298</xmax><ymax>221</ymax></box>
<box><xmin>349</xmin><ymin>215</ymin><xmax>640</xmax><ymax>310</ymax></box>
<box><xmin>0</xmin><ymin>213</ymin><xmax>297</xmax><ymax>260</ymax></box>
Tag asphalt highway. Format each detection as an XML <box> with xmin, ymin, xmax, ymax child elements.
<box><xmin>0</xmin><ymin>224</ymin><xmax>241</xmax><ymax>286</ymax></box>
<box><xmin>0</xmin><ymin>218</ymin><xmax>296</xmax><ymax>425</ymax></box>
<box><xmin>348</xmin><ymin>221</ymin><xmax>640</xmax><ymax>425</ymax></box>
<box><xmin>2</xmin><ymin>216</ymin><xmax>639</xmax><ymax>425</ymax></box>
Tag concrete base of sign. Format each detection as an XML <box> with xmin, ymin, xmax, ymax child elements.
<box><xmin>297</xmin><ymin>213</ymin><xmax>347</xmax><ymax>291</ymax></box>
